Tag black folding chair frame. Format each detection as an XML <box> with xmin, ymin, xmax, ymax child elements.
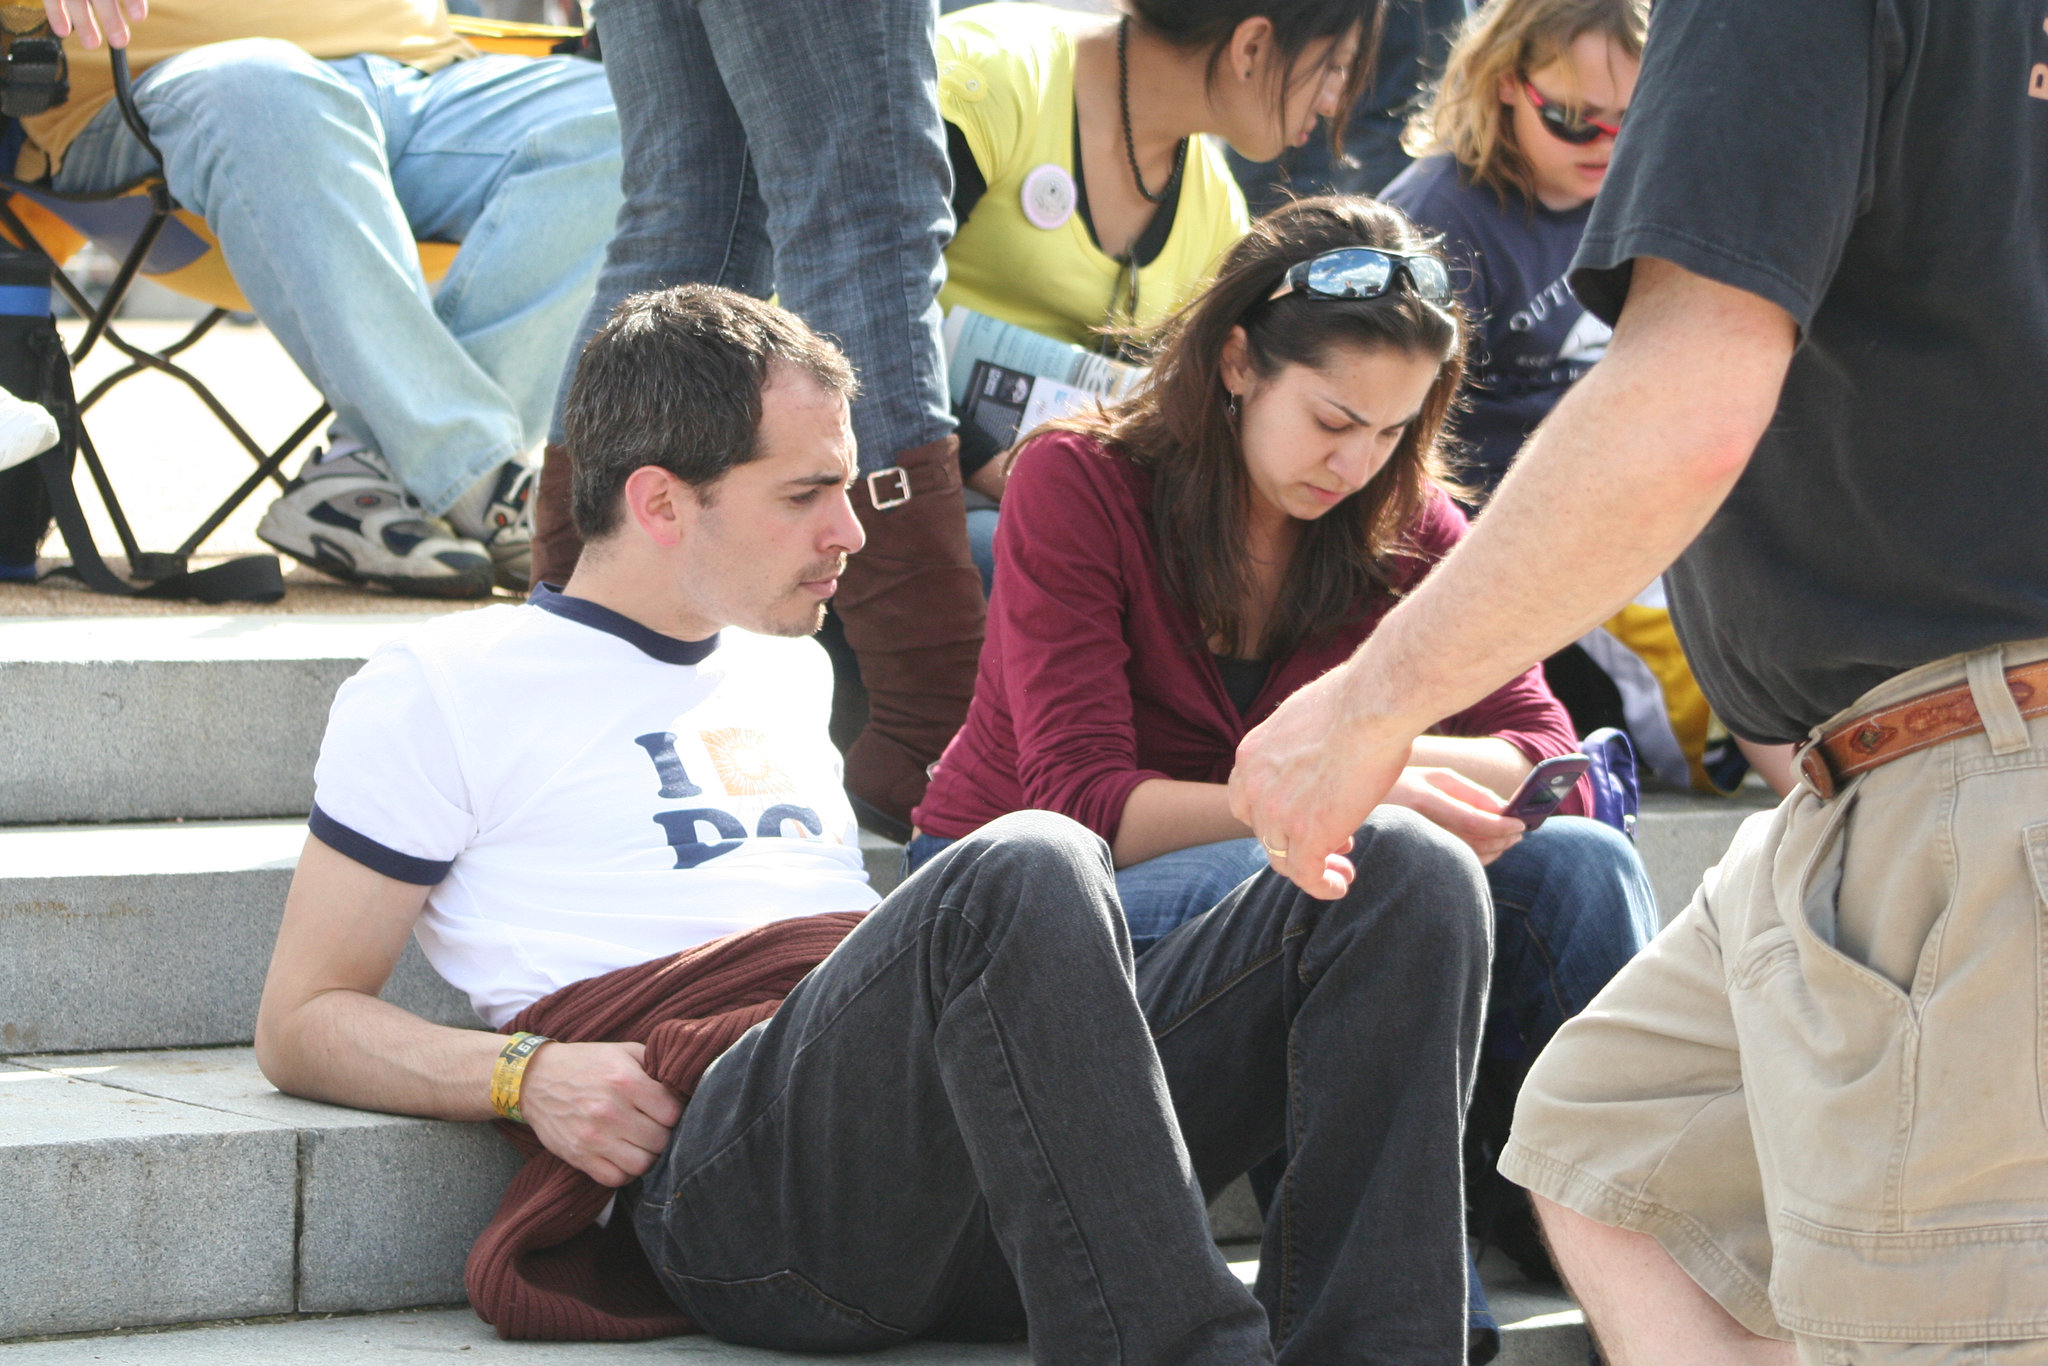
<box><xmin>2</xmin><ymin>48</ymin><xmax>325</xmax><ymax>583</ymax></box>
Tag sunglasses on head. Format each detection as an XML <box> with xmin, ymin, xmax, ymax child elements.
<box><xmin>1266</xmin><ymin>247</ymin><xmax>1454</xmax><ymax>308</ymax></box>
<box><xmin>1522</xmin><ymin>80</ymin><xmax>1622</xmax><ymax>145</ymax></box>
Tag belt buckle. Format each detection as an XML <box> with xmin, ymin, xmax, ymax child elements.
<box><xmin>1796</xmin><ymin>741</ymin><xmax>1838</xmax><ymax>800</ymax></box>
<box><xmin>865</xmin><ymin>467</ymin><xmax>912</xmax><ymax>511</ymax></box>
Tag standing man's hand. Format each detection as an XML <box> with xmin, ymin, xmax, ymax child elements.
<box><xmin>517</xmin><ymin>1040</ymin><xmax>683</xmax><ymax>1188</ymax></box>
<box><xmin>44</xmin><ymin>0</ymin><xmax>145</xmax><ymax>49</ymax></box>
<box><xmin>1229</xmin><ymin>667</ymin><xmax>1414</xmax><ymax>898</ymax></box>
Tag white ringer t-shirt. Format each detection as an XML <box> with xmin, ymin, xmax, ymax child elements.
<box><xmin>309</xmin><ymin>586</ymin><xmax>879</xmax><ymax>1028</ymax></box>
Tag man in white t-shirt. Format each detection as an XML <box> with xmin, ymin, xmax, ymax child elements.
<box><xmin>254</xmin><ymin>285</ymin><xmax>1494</xmax><ymax>1359</ymax></box>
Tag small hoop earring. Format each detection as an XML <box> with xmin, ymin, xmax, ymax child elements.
<box><xmin>1225</xmin><ymin>392</ymin><xmax>1239</xmax><ymax>419</ymax></box>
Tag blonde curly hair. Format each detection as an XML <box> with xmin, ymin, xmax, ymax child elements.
<box><xmin>1404</xmin><ymin>0</ymin><xmax>1647</xmax><ymax>205</ymax></box>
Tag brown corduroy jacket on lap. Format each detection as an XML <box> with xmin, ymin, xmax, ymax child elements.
<box><xmin>464</xmin><ymin>911</ymin><xmax>866</xmax><ymax>1341</ymax></box>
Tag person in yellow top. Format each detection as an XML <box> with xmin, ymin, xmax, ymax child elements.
<box><xmin>26</xmin><ymin>0</ymin><xmax>620</xmax><ymax>598</ymax></box>
<box><xmin>935</xmin><ymin>1</ymin><xmax>1368</xmax><ymax>586</ymax></box>
<box><xmin>938</xmin><ymin>4</ymin><xmax>1250</xmax><ymax>350</ymax></box>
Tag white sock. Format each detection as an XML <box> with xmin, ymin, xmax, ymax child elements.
<box><xmin>313</xmin><ymin>436</ymin><xmax>368</xmax><ymax>466</ymax></box>
<box><xmin>445</xmin><ymin>463</ymin><xmax>512</xmax><ymax>539</ymax></box>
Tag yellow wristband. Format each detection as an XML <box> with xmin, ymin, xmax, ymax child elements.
<box><xmin>490</xmin><ymin>1032</ymin><xmax>550</xmax><ymax>1124</ymax></box>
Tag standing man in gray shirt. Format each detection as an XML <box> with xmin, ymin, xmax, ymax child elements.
<box><xmin>1230</xmin><ymin>1</ymin><xmax>2048</xmax><ymax>1360</ymax></box>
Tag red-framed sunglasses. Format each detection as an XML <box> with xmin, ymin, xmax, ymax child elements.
<box><xmin>1522</xmin><ymin>80</ymin><xmax>1622</xmax><ymax>145</ymax></box>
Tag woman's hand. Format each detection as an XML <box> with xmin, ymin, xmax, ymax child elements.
<box><xmin>1384</xmin><ymin>765</ymin><xmax>1524</xmax><ymax>865</ymax></box>
<box><xmin>44</xmin><ymin>0</ymin><xmax>146</xmax><ymax>48</ymax></box>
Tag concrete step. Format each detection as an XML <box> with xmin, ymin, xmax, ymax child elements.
<box><xmin>1637</xmin><ymin>786</ymin><xmax>1776</xmax><ymax>923</ymax></box>
<box><xmin>0</xmin><ymin>614</ymin><xmax>436</xmax><ymax>825</ymax></box>
<box><xmin>0</xmin><ymin>819</ymin><xmax>907</xmax><ymax>1055</ymax></box>
<box><xmin>0</xmin><ymin>1048</ymin><xmax>521</xmax><ymax>1339</ymax></box>
<box><xmin>1</xmin><ymin>611</ymin><xmax>1785</xmax><ymax>892</ymax></box>
<box><xmin>0</xmin><ymin>1048</ymin><xmax>1585</xmax><ymax>1356</ymax></box>
<box><xmin>1</xmin><ymin>791</ymin><xmax>1762</xmax><ymax>1058</ymax></box>
<box><xmin>0</xmin><ymin>794</ymin><xmax>1743</xmax><ymax>1058</ymax></box>
<box><xmin>0</xmin><ymin>1292</ymin><xmax>1586</xmax><ymax>1363</ymax></box>
<box><xmin>0</xmin><ymin>820</ymin><xmax>474</xmax><ymax>1054</ymax></box>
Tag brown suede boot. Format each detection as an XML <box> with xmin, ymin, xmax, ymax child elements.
<box><xmin>528</xmin><ymin>441</ymin><xmax>584</xmax><ymax>593</ymax></box>
<box><xmin>835</xmin><ymin>436</ymin><xmax>987</xmax><ymax>838</ymax></box>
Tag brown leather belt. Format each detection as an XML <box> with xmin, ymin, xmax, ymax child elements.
<box><xmin>1799</xmin><ymin>657</ymin><xmax>2048</xmax><ymax>799</ymax></box>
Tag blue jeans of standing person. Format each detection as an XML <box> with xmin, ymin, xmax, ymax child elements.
<box><xmin>51</xmin><ymin>43</ymin><xmax>620</xmax><ymax>516</ymax></box>
<box><xmin>552</xmin><ymin>0</ymin><xmax>954</xmax><ymax>466</ymax></box>
<box><xmin>641</xmin><ymin>809</ymin><xmax>1490</xmax><ymax>1361</ymax></box>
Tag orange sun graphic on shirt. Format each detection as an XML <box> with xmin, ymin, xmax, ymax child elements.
<box><xmin>702</xmin><ymin>727</ymin><xmax>799</xmax><ymax>796</ymax></box>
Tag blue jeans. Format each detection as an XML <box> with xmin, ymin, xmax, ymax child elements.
<box><xmin>966</xmin><ymin>505</ymin><xmax>998</xmax><ymax>597</ymax></box>
<box><xmin>650</xmin><ymin>809</ymin><xmax>1490</xmax><ymax>1360</ymax></box>
<box><xmin>554</xmin><ymin>0</ymin><xmax>954</xmax><ymax>469</ymax></box>
<box><xmin>52</xmin><ymin>42</ymin><xmax>620</xmax><ymax>515</ymax></box>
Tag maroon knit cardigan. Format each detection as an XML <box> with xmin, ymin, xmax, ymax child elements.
<box><xmin>464</xmin><ymin>911</ymin><xmax>866</xmax><ymax>1341</ymax></box>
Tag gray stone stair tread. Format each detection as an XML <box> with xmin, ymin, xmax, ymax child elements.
<box><xmin>0</xmin><ymin>819</ymin><xmax>304</xmax><ymax>878</ymax></box>
<box><xmin>0</xmin><ymin>821</ymin><xmax>472</xmax><ymax>1054</ymax></box>
<box><xmin>0</xmin><ymin>1051</ymin><xmax>1583</xmax><ymax>1358</ymax></box>
<box><xmin>9</xmin><ymin>1046</ymin><xmax>455</xmax><ymax>1131</ymax></box>
<box><xmin>0</xmin><ymin>790</ymin><xmax>1763</xmax><ymax>1055</ymax></box>
<box><xmin>0</xmin><ymin>1049</ymin><xmax>517</xmax><ymax>1336</ymax></box>
<box><xmin>0</xmin><ymin>613</ymin><xmax>438</xmax><ymax>662</ymax></box>
<box><xmin>0</xmin><ymin>1290</ymin><xmax>1580</xmax><ymax>1363</ymax></box>
<box><xmin>0</xmin><ymin>1308</ymin><xmax>1028</xmax><ymax>1362</ymax></box>
<box><xmin>1634</xmin><ymin>783</ymin><xmax>1779</xmax><ymax>922</ymax></box>
<box><xmin>0</xmin><ymin>615</ymin><xmax>441</xmax><ymax>825</ymax></box>
<box><xmin>0</xmin><ymin>1057</ymin><xmax>282</xmax><ymax>1144</ymax></box>
<box><xmin>0</xmin><ymin>1062</ymin><xmax>300</xmax><ymax>1338</ymax></box>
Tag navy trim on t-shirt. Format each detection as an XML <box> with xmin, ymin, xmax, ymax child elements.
<box><xmin>309</xmin><ymin>804</ymin><xmax>454</xmax><ymax>886</ymax></box>
<box><xmin>528</xmin><ymin>583</ymin><xmax>719</xmax><ymax>666</ymax></box>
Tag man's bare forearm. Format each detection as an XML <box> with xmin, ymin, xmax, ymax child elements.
<box><xmin>1334</xmin><ymin>262</ymin><xmax>1795</xmax><ymax>742</ymax></box>
<box><xmin>257</xmin><ymin>985</ymin><xmax>502</xmax><ymax>1121</ymax></box>
<box><xmin>254</xmin><ymin>836</ymin><xmax>499</xmax><ymax>1120</ymax></box>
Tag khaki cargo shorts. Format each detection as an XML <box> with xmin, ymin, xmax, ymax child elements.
<box><xmin>1502</xmin><ymin>639</ymin><xmax>2048</xmax><ymax>1358</ymax></box>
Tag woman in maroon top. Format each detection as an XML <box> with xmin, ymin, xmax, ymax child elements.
<box><xmin>911</xmin><ymin>196</ymin><xmax>1656</xmax><ymax>1283</ymax></box>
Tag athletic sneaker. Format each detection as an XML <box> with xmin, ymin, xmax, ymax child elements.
<box><xmin>445</xmin><ymin>459</ymin><xmax>534</xmax><ymax>593</ymax></box>
<box><xmin>256</xmin><ymin>447</ymin><xmax>493</xmax><ymax>599</ymax></box>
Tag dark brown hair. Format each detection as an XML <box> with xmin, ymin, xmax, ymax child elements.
<box><xmin>1124</xmin><ymin>0</ymin><xmax>1378</xmax><ymax>160</ymax></box>
<box><xmin>565</xmin><ymin>285</ymin><xmax>857</xmax><ymax>540</ymax></box>
<box><xmin>1055</xmin><ymin>196</ymin><xmax>1465</xmax><ymax>659</ymax></box>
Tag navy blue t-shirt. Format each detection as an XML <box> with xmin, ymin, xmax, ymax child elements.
<box><xmin>1571</xmin><ymin>0</ymin><xmax>2048</xmax><ymax>743</ymax></box>
<box><xmin>1383</xmin><ymin>154</ymin><xmax>1609</xmax><ymax>498</ymax></box>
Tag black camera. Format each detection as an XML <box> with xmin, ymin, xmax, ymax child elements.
<box><xmin>1</xmin><ymin>36</ymin><xmax>68</xmax><ymax>119</ymax></box>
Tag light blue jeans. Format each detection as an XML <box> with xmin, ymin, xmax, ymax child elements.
<box><xmin>52</xmin><ymin>41</ymin><xmax>621</xmax><ymax>515</ymax></box>
<box><xmin>553</xmin><ymin>0</ymin><xmax>954</xmax><ymax>469</ymax></box>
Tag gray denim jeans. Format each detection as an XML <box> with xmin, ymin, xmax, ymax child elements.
<box><xmin>554</xmin><ymin>0</ymin><xmax>955</xmax><ymax>469</ymax></box>
<box><xmin>634</xmin><ymin>807</ymin><xmax>1491</xmax><ymax>1363</ymax></box>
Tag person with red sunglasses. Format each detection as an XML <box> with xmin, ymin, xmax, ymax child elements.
<box><xmin>1384</xmin><ymin>0</ymin><xmax>1645</xmax><ymax>500</ymax></box>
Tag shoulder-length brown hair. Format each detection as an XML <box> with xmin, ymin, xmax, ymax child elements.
<box><xmin>1053</xmin><ymin>196</ymin><xmax>1466</xmax><ymax>660</ymax></box>
<box><xmin>1404</xmin><ymin>0</ymin><xmax>1647</xmax><ymax>205</ymax></box>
